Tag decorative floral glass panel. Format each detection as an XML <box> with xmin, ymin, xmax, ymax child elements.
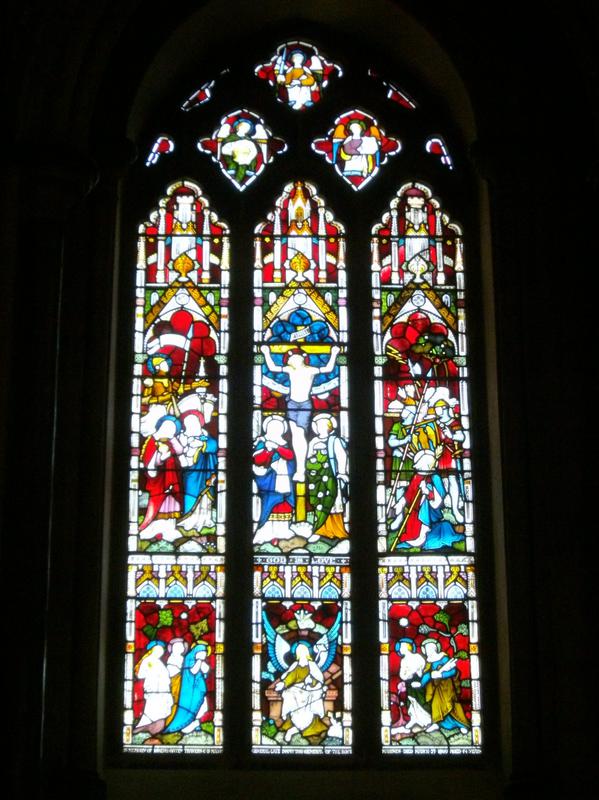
<box><xmin>252</xmin><ymin>181</ymin><xmax>352</xmax><ymax>754</ymax></box>
<box><xmin>181</xmin><ymin>81</ymin><xmax>214</xmax><ymax>111</ymax></box>
<box><xmin>198</xmin><ymin>109</ymin><xmax>286</xmax><ymax>191</ymax></box>
<box><xmin>372</xmin><ymin>183</ymin><xmax>481</xmax><ymax>753</ymax></box>
<box><xmin>426</xmin><ymin>136</ymin><xmax>453</xmax><ymax>169</ymax></box>
<box><xmin>124</xmin><ymin>181</ymin><xmax>229</xmax><ymax>752</ymax></box>
<box><xmin>256</xmin><ymin>41</ymin><xmax>341</xmax><ymax>111</ymax></box>
<box><xmin>146</xmin><ymin>135</ymin><xmax>174</xmax><ymax>167</ymax></box>
<box><xmin>125</xmin><ymin>558</ymin><xmax>225</xmax><ymax>752</ymax></box>
<box><xmin>378</xmin><ymin>559</ymin><xmax>481</xmax><ymax>753</ymax></box>
<box><xmin>368</xmin><ymin>69</ymin><xmax>417</xmax><ymax>110</ymax></box>
<box><xmin>312</xmin><ymin>110</ymin><xmax>401</xmax><ymax>190</ymax></box>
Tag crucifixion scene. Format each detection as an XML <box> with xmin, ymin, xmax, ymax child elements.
<box><xmin>252</xmin><ymin>182</ymin><xmax>350</xmax><ymax>555</ymax></box>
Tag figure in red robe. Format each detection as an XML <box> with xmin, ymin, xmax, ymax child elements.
<box><xmin>139</xmin><ymin>415</ymin><xmax>184</xmax><ymax>536</ymax></box>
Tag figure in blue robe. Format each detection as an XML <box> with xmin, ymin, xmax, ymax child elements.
<box><xmin>182</xmin><ymin>435</ymin><xmax>217</xmax><ymax>514</ymax></box>
<box><xmin>177</xmin><ymin>412</ymin><xmax>218</xmax><ymax>534</ymax></box>
<box><xmin>420</xmin><ymin>473</ymin><xmax>463</xmax><ymax>550</ymax></box>
<box><xmin>163</xmin><ymin>642</ymin><xmax>210</xmax><ymax>734</ymax></box>
<box><xmin>252</xmin><ymin>416</ymin><xmax>297</xmax><ymax>545</ymax></box>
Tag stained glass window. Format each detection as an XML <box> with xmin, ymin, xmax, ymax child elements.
<box><xmin>252</xmin><ymin>181</ymin><xmax>352</xmax><ymax>753</ymax></box>
<box><xmin>124</xmin><ymin>180</ymin><xmax>229</xmax><ymax>752</ymax></box>
<box><xmin>371</xmin><ymin>182</ymin><xmax>481</xmax><ymax>753</ymax></box>
<box><xmin>124</xmin><ymin>36</ymin><xmax>488</xmax><ymax>764</ymax></box>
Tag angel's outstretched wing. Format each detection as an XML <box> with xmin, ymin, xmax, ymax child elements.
<box><xmin>313</xmin><ymin>611</ymin><xmax>342</xmax><ymax>672</ymax></box>
<box><xmin>217</xmin><ymin>122</ymin><xmax>231</xmax><ymax>140</ymax></box>
<box><xmin>262</xmin><ymin>611</ymin><xmax>291</xmax><ymax>675</ymax></box>
<box><xmin>253</xmin><ymin>123</ymin><xmax>269</xmax><ymax>160</ymax></box>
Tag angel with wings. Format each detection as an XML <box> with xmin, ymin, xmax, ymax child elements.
<box><xmin>337</xmin><ymin>119</ymin><xmax>381</xmax><ymax>179</ymax></box>
<box><xmin>263</xmin><ymin>608</ymin><xmax>341</xmax><ymax>743</ymax></box>
<box><xmin>218</xmin><ymin>117</ymin><xmax>266</xmax><ymax>186</ymax></box>
<box><xmin>199</xmin><ymin>112</ymin><xmax>286</xmax><ymax>190</ymax></box>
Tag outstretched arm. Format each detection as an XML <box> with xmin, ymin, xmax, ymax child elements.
<box><xmin>261</xmin><ymin>344</ymin><xmax>282</xmax><ymax>373</ymax></box>
<box><xmin>317</xmin><ymin>345</ymin><xmax>340</xmax><ymax>373</ymax></box>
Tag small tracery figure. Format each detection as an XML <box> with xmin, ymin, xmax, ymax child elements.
<box><xmin>256</xmin><ymin>42</ymin><xmax>341</xmax><ymax>111</ymax></box>
<box><xmin>340</xmin><ymin>119</ymin><xmax>381</xmax><ymax>179</ymax></box>
<box><xmin>198</xmin><ymin>110</ymin><xmax>286</xmax><ymax>190</ymax></box>
<box><xmin>277</xmin><ymin>50</ymin><xmax>318</xmax><ymax>110</ymax></box>
<box><xmin>219</xmin><ymin>118</ymin><xmax>261</xmax><ymax>185</ymax></box>
<box><xmin>313</xmin><ymin>110</ymin><xmax>400</xmax><ymax>190</ymax></box>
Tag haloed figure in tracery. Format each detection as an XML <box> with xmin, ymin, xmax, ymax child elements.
<box><xmin>276</xmin><ymin>50</ymin><xmax>318</xmax><ymax>110</ymax></box>
<box><xmin>255</xmin><ymin>41</ymin><xmax>341</xmax><ymax>111</ymax></box>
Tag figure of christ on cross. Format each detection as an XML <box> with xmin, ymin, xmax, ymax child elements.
<box><xmin>261</xmin><ymin>343</ymin><xmax>340</xmax><ymax>484</ymax></box>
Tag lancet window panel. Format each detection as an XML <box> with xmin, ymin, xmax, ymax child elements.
<box><xmin>252</xmin><ymin>181</ymin><xmax>350</xmax><ymax>557</ymax></box>
<box><xmin>252</xmin><ymin>596</ymin><xmax>352</xmax><ymax>755</ymax></box>
<box><xmin>251</xmin><ymin>181</ymin><xmax>352</xmax><ymax>754</ymax></box>
<box><xmin>372</xmin><ymin>182</ymin><xmax>482</xmax><ymax>755</ymax></box>
<box><xmin>131</xmin><ymin>180</ymin><xmax>230</xmax><ymax>557</ymax></box>
<box><xmin>124</xmin><ymin>555</ymin><xmax>225</xmax><ymax>753</ymax></box>
<box><xmin>372</xmin><ymin>182</ymin><xmax>471</xmax><ymax>557</ymax></box>
<box><xmin>125</xmin><ymin>181</ymin><xmax>229</xmax><ymax>753</ymax></box>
